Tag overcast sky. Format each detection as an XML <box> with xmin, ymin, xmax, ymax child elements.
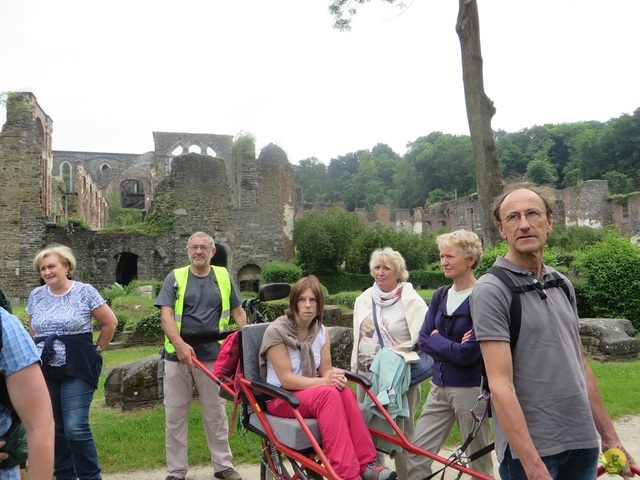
<box><xmin>2</xmin><ymin>0</ymin><xmax>638</xmax><ymax>164</ymax></box>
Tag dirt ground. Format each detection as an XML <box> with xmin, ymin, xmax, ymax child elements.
<box><xmin>101</xmin><ymin>414</ymin><xmax>640</xmax><ymax>480</ymax></box>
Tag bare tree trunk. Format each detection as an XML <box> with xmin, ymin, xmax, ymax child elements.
<box><xmin>456</xmin><ymin>0</ymin><xmax>502</xmax><ymax>246</ymax></box>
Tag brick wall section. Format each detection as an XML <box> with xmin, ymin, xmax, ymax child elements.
<box><xmin>0</xmin><ymin>93</ymin><xmax>52</xmax><ymax>303</ymax></box>
<box><xmin>559</xmin><ymin>180</ymin><xmax>611</xmax><ymax>229</ymax></box>
<box><xmin>298</xmin><ymin>181</ymin><xmax>639</xmax><ymax>244</ymax></box>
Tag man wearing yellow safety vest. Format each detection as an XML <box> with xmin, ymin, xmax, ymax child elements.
<box><xmin>155</xmin><ymin>232</ymin><xmax>247</xmax><ymax>480</ymax></box>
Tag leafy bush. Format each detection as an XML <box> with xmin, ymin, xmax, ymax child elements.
<box><xmin>317</xmin><ymin>272</ymin><xmax>371</xmax><ymax>294</ymax></box>
<box><xmin>134</xmin><ymin>311</ymin><xmax>164</xmax><ymax>338</ymax></box>
<box><xmin>93</xmin><ymin>313</ymin><xmax>127</xmax><ymax>335</ymax></box>
<box><xmin>547</xmin><ymin>225</ymin><xmax>607</xmax><ymax>252</ymax></box>
<box><xmin>294</xmin><ymin>209</ymin><xmax>366</xmax><ymax>274</ymax></box>
<box><xmin>260</xmin><ymin>301</ymin><xmax>288</xmax><ymax>322</ymax></box>
<box><xmin>409</xmin><ymin>270</ymin><xmax>449</xmax><ymax>289</ymax></box>
<box><xmin>262</xmin><ymin>260</ymin><xmax>302</xmax><ymax>284</ymax></box>
<box><xmin>574</xmin><ymin>232</ymin><xmax>640</xmax><ymax>330</ymax></box>
<box><xmin>100</xmin><ymin>283</ymin><xmax>127</xmax><ymax>306</ymax></box>
<box><xmin>345</xmin><ymin>226</ymin><xmax>439</xmax><ymax>274</ymax></box>
<box><xmin>329</xmin><ymin>291</ymin><xmax>361</xmax><ymax>310</ymax></box>
<box><xmin>316</xmin><ymin>269</ymin><xmax>446</xmax><ymax>294</ymax></box>
<box><xmin>14</xmin><ymin>310</ymin><xmax>29</xmax><ymax>332</ymax></box>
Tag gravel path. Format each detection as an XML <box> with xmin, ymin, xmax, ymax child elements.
<box><xmin>101</xmin><ymin>415</ymin><xmax>640</xmax><ymax>480</ymax></box>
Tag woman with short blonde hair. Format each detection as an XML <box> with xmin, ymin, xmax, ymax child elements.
<box><xmin>352</xmin><ymin>247</ymin><xmax>428</xmax><ymax>478</ymax></box>
<box><xmin>28</xmin><ymin>244</ymin><xmax>117</xmax><ymax>480</ymax></box>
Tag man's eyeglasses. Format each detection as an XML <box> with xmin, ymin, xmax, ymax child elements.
<box><xmin>187</xmin><ymin>245</ymin><xmax>213</xmax><ymax>252</ymax></box>
<box><xmin>501</xmin><ymin>209</ymin><xmax>546</xmax><ymax>226</ymax></box>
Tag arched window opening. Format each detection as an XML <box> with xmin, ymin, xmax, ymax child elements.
<box><xmin>238</xmin><ymin>264</ymin><xmax>262</xmax><ymax>293</ymax></box>
<box><xmin>210</xmin><ymin>248</ymin><xmax>228</xmax><ymax>268</ymax></box>
<box><xmin>61</xmin><ymin>162</ymin><xmax>72</xmax><ymax>192</ymax></box>
<box><xmin>115</xmin><ymin>252</ymin><xmax>139</xmax><ymax>286</ymax></box>
<box><xmin>120</xmin><ymin>179</ymin><xmax>145</xmax><ymax>209</ymax></box>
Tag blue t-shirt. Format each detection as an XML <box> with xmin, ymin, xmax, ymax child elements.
<box><xmin>0</xmin><ymin>307</ymin><xmax>40</xmax><ymax>480</ymax></box>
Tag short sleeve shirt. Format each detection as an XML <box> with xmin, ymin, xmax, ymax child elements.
<box><xmin>0</xmin><ymin>308</ymin><xmax>40</xmax><ymax>480</ymax></box>
<box><xmin>26</xmin><ymin>281</ymin><xmax>106</xmax><ymax>366</ymax></box>
<box><xmin>470</xmin><ymin>256</ymin><xmax>598</xmax><ymax>461</ymax></box>
<box><xmin>155</xmin><ymin>268</ymin><xmax>243</xmax><ymax>361</ymax></box>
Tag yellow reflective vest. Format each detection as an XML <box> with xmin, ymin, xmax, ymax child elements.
<box><xmin>164</xmin><ymin>265</ymin><xmax>231</xmax><ymax>354</ymax></box>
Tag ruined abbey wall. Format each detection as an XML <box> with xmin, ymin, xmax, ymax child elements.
<box><xmin>2</xmin><ymin>92</ymin><xmax>639</xmax><ymax>303</ymax></box>
<box><xmin>0</xmin><ymin>93</ymin><xmax>295</xmax><ymax>302</ymax></box>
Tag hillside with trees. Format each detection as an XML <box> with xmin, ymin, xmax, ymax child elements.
<box><xmin>294</xmin><ymin>108</ymin><xmax>640</xmax><ymax>210</ymax></box>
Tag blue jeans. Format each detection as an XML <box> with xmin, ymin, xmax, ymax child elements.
<box><xmin>499</xmin><ymin>446</ymin><xmax>599</xmax><ymax>480</ymax></box>
<box><xmin>46</xmin><ymin>376</ymin><xmax>102</xmax><ymax>480</ymax></box>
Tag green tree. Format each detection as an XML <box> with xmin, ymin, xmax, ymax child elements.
<box><xmin>345</xmin><ymin>223</ymin><xmax>393</xmax><ymax>273</ymax></box>
<box><xmin>345</xmin><ymin>225</ymin><xmax>439</xmax><ymax>274</ymax></box>
<box><xmin>293</xmin><ymin>208</ymin><xmax>366</xmax><ymax>274</ymax></box>
<box><xmin>575</xmin><ymin>232</ymin><xmax>640</xmax><ymax>330</ymax></box>
<box><xmin>425</xmin><ymin>188</ymin><xmax>455</xmax><ymax>207</ymax></box>
<box><xmin>294</xmin><ymin>157</ymin><xmax>328</xmax><ymax>202</ymax></box>
<box><xmin>524</xmin><ymin>140</ymin><xmax>558</xmax><ymax>186</ymax></box>
<box><xmin>326</xmin><ymin>151</ymin><xmax>363</xmax><ymax>209</ymax></box>
<box><xmin>495</xmin><ymin>129</ymin><xmax>528</xmax><ymax>179</ymax></box>
<box><xmin>602</xmin><ymin>171</ymin><xmax>634</xmax><ymax>194</ymax></box>
<box><xmin>564</xmin><ymin>125</ymin><xmax>606</xmax><ymax>186</ymax></box>
<box><xmin>392</xmin><ymin>156</ymin><xmax>424</xmax><ymax>209</ymax></box>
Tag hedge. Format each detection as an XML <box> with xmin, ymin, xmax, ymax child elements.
<box><xmin>316</xmin><ymin>270</ymin><xmax>449</xmax><ymax>294</ymax></box>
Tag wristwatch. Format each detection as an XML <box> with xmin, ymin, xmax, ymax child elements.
<box><xmin>95</xmin><ymin>345</ymin><xmax>103</xmax><ymax>354</ymax></box>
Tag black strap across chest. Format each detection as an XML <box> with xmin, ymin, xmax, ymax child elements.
<box><xmin>486</xmin><ymin>266</ymin><xmax>572</xmax><ymax>352</ymax></box>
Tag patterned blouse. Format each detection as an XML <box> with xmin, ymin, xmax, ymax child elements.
<box><xmin>27</xmin><ymin>281</ymin><xmax>105</xmax><ymax>366</ymax></box>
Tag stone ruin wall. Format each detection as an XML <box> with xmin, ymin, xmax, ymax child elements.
<box><xmin>0</xmin><ymin>93</ymin><xmax>54</xmax><ymax>299</ymax></box>
<box><xmin>298</xmin><ymin>181</ymin><xmax>640</xmax><ymax>242</ymax></box>
<box><xmin>3</xmin><ymin>92</ymin><xmax>640</xmax><ymax>302</ymax></box>
<box><xmin>0</xmin><ymin>93</ymin><xmax>295</xmax><ymax>302</ymax></box>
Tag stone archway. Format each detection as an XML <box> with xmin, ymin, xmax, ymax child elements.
<box><xmin>211</xmin><ymin>246</ymin><xmax>228</xmax><ymax>268</ymax></box>
<box><xmin>238</xmin><ymin>264</ymin><xmax>261</xmax><ymax>293</ymax></box>
<box><xmin>116</xmin><ymin>251</ymin><xmax>139</xmax><ymax>285</ymax></box>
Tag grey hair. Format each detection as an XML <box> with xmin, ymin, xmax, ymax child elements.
<box><xmin>436</xmin><ymin>229</ymin><xmax>483</xmax><ymax>269</ymax></box>
<box><xmin>369</xmin><ymin>247</ymin><xmax>409</xmax><ymax>282</ymax></box>
<box><xmin>187</xmin><ymin>232</ymin><xmax>215</xmax><ymax>248</ymax></box>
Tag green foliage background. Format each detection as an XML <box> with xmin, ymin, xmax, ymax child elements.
<box><xmin>574</xmin><ymin>233</ymin><xmax>640</xmax><ymax>330</ymax></box>
<box><xmin>295</xmin><ymin>109</ymin><xmax>640</xmax><ymax>212</ymax></box>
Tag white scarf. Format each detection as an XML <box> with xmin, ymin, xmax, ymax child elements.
<box><xmin>372</xmin><ymin>282</ymin><xmax>405</xmax><ymax>347</ymax></box>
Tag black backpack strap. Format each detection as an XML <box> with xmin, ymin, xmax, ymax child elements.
<box><xmin>546</xmin><ymin>272</ymin><xmax>573</xmax><ymax>304</ymax></box>
<box><xmin>486</xmin><ymin>266</ymin><xmax>522</xmax><ymax>352</ymax></box>
<box><xmin>485</xmin><ymin>267</ymin><xmax>574</xmax><ymax>353</ymax></box>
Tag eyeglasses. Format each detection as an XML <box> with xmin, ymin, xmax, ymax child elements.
<box><xmin>187</xmin><ymin>245</ymin><xmax>213</xmax><ymax>252</ymax></box>
<box><xmin>501</xmin><ymin>209</ymin><xmax>546</xmax><ymax>226</ymax></box>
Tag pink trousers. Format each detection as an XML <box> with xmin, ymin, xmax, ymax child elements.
<box><xmin>266</xmin><ymin>385</ymin><xmax>376</xmax><ymax>480</ymax></box>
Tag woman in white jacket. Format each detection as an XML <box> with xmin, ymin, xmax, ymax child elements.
<box><xmin>351</xmin><ymin>248</ymin><xmax>428</xmax><ymax>479</ymax></box>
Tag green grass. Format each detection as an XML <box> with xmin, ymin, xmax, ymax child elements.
<box><xmin>418</xmin><ymin>289</ymin><xmax>436</xmax><ymax>303</ymax></box>
<box><xmin>91</xmin><ymin>346</ymin><xmax>640</xmax><ymax>472</ymax></box>
<box><xmin>589</xmin><ymin>359</ymin><xmax>640</xmax><ymax>418</ymax></box>
<box><xmin>111</xmin><ymin>295</ymin><xmax>156</xmax><ymax>319</ymax></box>
<box><xmin>92</xmin><ymin>346</ymin><xmax>262</xmax><ymax>473</ymax></box>
<box><xmin>15</xmin><ymin>291</ymin><xmax>638</xmax><ymax>473</ymax></box>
